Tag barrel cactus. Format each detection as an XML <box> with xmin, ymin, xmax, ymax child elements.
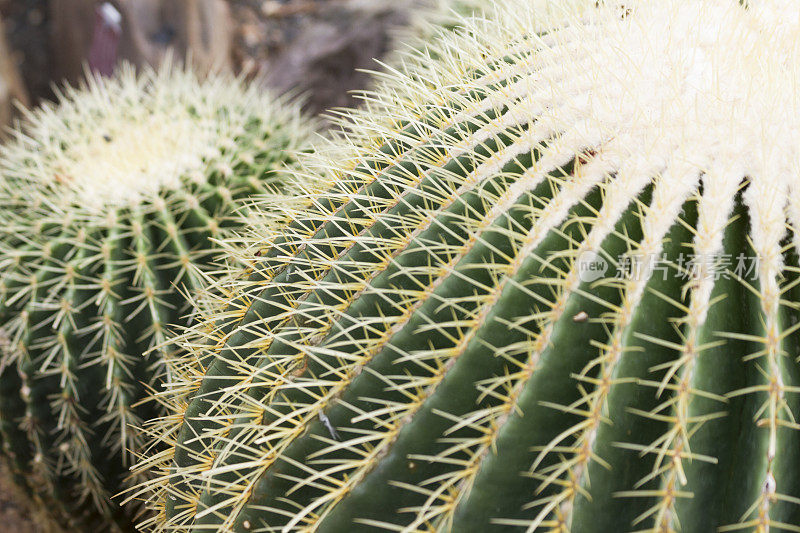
<box><xmin>135</xmin><ymin>0</ymin><xmax>800</xmax><ymax>531</ymax></box>
<box><xmin>0</xmin><ymin>63</ymin><xmax>315</xmax><ymax>531</ymax></box>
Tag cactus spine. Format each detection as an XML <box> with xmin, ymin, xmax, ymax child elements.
<box><xmin>137</xmin><ymin>1</ymin><xmax>800</xmax><ymax>531</ymax></box>
<box><xmin>0</xmin><ymin>63</ymin><xmax>315</xmax><ymax>531</ymax></box>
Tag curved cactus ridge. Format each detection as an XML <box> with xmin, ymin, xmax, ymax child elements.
<box><xmin>0</xmin><ymin>62</ymin><xmax>316</xmax><ymax>531</ymax></box>
<box><xmin>136</xmin><ymin>0</ymin><xmax>800</xmax><ymax>531</ymax></box>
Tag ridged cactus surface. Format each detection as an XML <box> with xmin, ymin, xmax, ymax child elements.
<box><xmin>137</xmin><ymin>1</ymin><xmax>800</xmax><ymax>531</ymax></box>
<box><xmin>0</xmin><ymin>64</ymin><xmax>314</xmax><ymax>531</ymax></box>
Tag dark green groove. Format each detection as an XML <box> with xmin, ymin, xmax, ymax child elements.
<box><xmin>448</xmin><ymin>187</ymin><xmax>643</xmax><ymax>531</ymax></box>
<box><xmin>570</xmin><ymin>196</ymin><xmax>698</xmax><ymax>530</ymax></box>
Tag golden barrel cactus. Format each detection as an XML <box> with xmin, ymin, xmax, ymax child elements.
<box><xmin>136</xmin><ymin>1</ymin><xmax>800</xmax><ymax>531</ymax></box>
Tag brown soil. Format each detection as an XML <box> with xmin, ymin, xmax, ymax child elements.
<box><xmin>0</xmin><ymin>465</ymin><xmax>36</xmax><ymax>533</ymax></box>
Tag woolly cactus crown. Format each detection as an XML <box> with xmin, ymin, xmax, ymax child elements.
<box><xmin>4</xmin><ymin>64</ymin><xmax>309</xmax><ymax>208</ymax></box>
<box><xmin>135</xmin><ymin>1</ymin><xmax>800</xmax><ymax>531</ymax></box>
<box><xmin>0</xmin><ymin>63</ymin><xmax>315</xmax><ymax>531</ymax></box>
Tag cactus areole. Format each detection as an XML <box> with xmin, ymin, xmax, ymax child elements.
<box><xmin>138</xmin><ymin>1</ymin><xmax>800</xmax><ymax>531</ymax></box>
<box><xmin>0</xmin><ymin>64</ymin><xmax>314</xmax><ymax>531</ymax></box>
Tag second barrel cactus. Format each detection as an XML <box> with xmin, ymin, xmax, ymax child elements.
<box><xmin>136</xmin><ymin>0</ymin><xmax>800</xmax><ymax>531</ymax></box>
<box><xmin>0</xmin><ymin>63</ymin><xmax>315</xmax><ymax>531</ymax></box>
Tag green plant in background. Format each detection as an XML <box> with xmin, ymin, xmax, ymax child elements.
<box><xmin>0</xmin><ymin>62</ymin><xmax>316</xmax><ymax>532</ymax></box>
<box><xmin>134</xmin><ymin>0</ymin><xmax>800</xmax><ymax>531</ymax></box>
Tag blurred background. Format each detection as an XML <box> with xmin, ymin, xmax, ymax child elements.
<box><xmin>0</xmin><ymin>1</ymin><xmax>430</xmax><ymax>529</ymax></box>
<box><xmin>0</xmin><ymin>0</ymin><xmax>428</xmax><ymax>135</ymax></box>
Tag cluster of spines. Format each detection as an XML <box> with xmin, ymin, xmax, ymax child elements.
<box><xmin>0</xmin><ymin>64</ymin><xmax>315</xmax><ymax>530</ymax></box>
<box><xmin>134</xmin><ymin>1</ymin><xmax>800</xmax><ymax>532</ymax></box>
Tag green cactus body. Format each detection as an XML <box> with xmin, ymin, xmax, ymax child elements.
<box><xmin>0</xmin><ymin>64</ymin><xmax>315</xmax><ymax>531</ymax></box>
<box><xmin>138</xmin><ymin>1</ymin><xmax>800</xmax><ymax>531</ymax></box>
